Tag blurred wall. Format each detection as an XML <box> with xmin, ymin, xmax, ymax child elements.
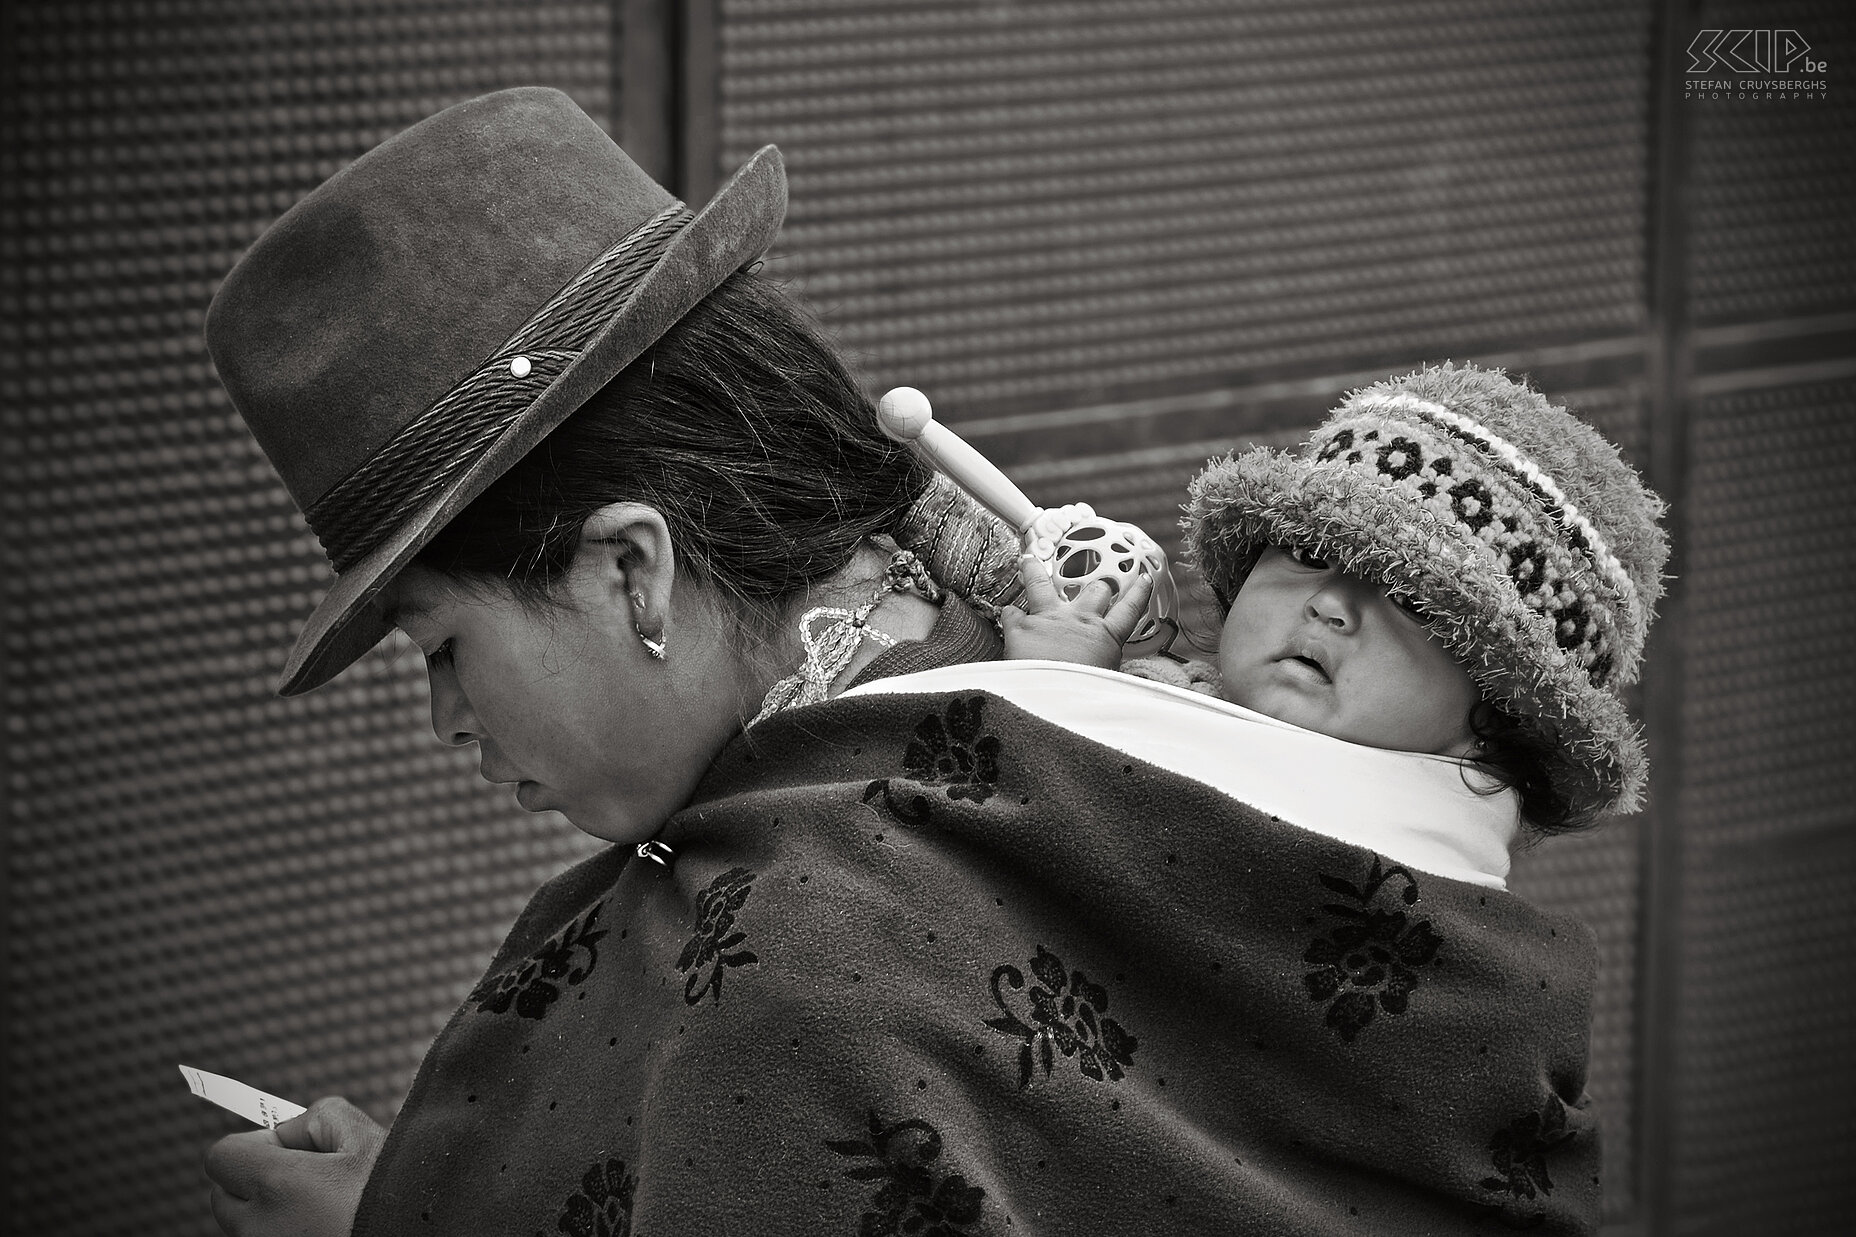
<box><xmin>3</xmin><ymin>1</ymin><xmax>1851</xmax><ymax>1234</ymax></box>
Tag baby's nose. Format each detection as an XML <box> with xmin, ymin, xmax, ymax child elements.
<box><xmin>1305</xmin><ymin>581</ymin><xmax>1363</xmax><ymax>630</ymax></box>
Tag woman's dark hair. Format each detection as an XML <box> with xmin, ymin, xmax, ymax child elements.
<box><xmin>418</xmin><ymin>269</ymin><xmax>931</xmax><ymax>642</ymax></box>
<box><xmin>1465</xmin><ymin>701</ymin><xmax>1580</xmax><ymax>838</ymax></box>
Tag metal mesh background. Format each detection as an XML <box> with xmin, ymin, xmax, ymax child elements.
<box><xmin>1667</xmin><ymin>377</ymin><xmax>1856</xmax><ymax>1233</ymax></box>
<box><xmin>720</xmin><ymin>0</ymin><xmax>1650</xmax><ymax>416</ymax></box>
<box><xmin>1686</xmin><ymin>0</ymin><xmax>1855</xmax><ymax>326</ymax></box>
<box><xmin>1</xmin><ymin>4</ymin><xmax>612</xmax><ymax>1235</ymax></box>
<box><xmin>7</xmin><ymin>1</ymin><xmax>1853</xmax><ymax>1234</ymax></box>
<box><xmin>1666</xmin><ymin>5</ymin><xmax>1856</xmax><ymax>1230</ymax></box>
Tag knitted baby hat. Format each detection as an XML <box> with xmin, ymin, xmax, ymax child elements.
<box><xmin>1183</xmin><ymin>362</ymin><xmax>1668</xmax><ymax>827</ymax></box>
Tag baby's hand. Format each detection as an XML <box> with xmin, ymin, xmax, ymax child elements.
<box><xmin>1001</xmin><ymin>553</ymin><xmax>1154</xmax><ymax>669</ymax></box>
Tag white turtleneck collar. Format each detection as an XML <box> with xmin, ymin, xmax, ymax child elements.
<box><xmin>843</xmin><ymin>660</ymin><xmax>1519</xmax><ymax>890</ymax></box>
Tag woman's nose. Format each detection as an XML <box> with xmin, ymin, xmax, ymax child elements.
<box><xmin>1304</xmin><ymin>579</ymin><xmax>1364</xmax><ymax>631</ymax></box>
<box><xmin>427</xmin><ymin>667</ymin><xmax>479</xmax><ymax>747</ymax></box>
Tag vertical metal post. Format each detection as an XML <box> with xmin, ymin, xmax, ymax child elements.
<box><xmin>679</xmin><ymin>0</ymin><xmax>720</xmax><ymax>206</ymax></box>
<box><xmin>1636</xmin><ymin>0</ymin><xmax>1698</xmax><ymax>1233</ymax></box>
<box><xmin>617</xmin><ymin>0</ymin><xmax>677</xmax><ymax>188</ymax></box>
<box><xmin>615</xmin><ymin>0</ymin><xmax>719</xmax><ymax>203</ymax></box>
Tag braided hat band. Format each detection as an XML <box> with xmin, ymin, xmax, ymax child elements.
<box><xmin>306</xmin><ymin>204</ymin><xmax>693</xmax><ymax>573</ymax></box>
<box><xmin>1184</xmin><ymin>363</ymin><xmax>1668</xmax><ymax>826</ymax></box>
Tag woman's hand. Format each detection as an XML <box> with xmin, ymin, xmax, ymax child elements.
<box><xmin>204</xmin><ymin>1096</ymin><xmax>385</xmax><ymax>1236</ymax></box>
<box><xmin>1001</xmin><ymin>553</ymin><xmax>1154</xmax><ymax>669</ymax></box>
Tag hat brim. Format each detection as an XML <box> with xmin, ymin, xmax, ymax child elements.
<box><xmin>275</xmin><ymin>145</ymin><xmax>788</xmax><ymax>695</ymax></box>
<box><xmin>1184</xmin><ymin>448</ymin><xmax>1646</xmax><ymax>823</ymax></box>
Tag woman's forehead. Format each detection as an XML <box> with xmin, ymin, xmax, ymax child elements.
<box><xmin>377</xmin><ymin>566</ymin><xmax>453</xmax><ymax>627</ymax></box>
<box><xmin>379</xmin><ymin>565</ymin><xmax>549</xmax><ymax>631</ymax></box>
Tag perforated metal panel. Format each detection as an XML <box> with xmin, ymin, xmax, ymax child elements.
<box><xmin>1686</xmin><ymin>0</ymin><xmax>1856</xmax><ymax>326</ymax></box>
<box><xmin>8</xmin><ymin>2</ymin><xmax>1856</xmax><ymax>1235</ymax></box>
<box><xmin>1667</xmin><ymin>377</ymin><xmax>1856</xmax><ymax>1233</ymax></box>
<box><xmin>1666</xmin><ymin>8</ymin><xmax>1856</xmax><ymax>1228</ymax></box>
<box><xmin>720</xmin><ymin>0</ymin><xmax>1651</xmax><ymax>416</ymax></box>
<box><xmin>1680</xmin><ymin>383</ymin><xmax>1856</xmax><ymax>847</ymax></box>
<box><xmin>1</xmin><ymin>4</ymin><xmax>612</xmax><ymax>1235</ymax></box>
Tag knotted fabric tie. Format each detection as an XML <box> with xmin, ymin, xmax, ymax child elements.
<box><xmin>750</xmin><ymin>601</ymin><xmax>898</xmax><ymax>727</ymax></box>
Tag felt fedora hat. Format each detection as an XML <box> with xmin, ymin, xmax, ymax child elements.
<box><xmin>206</xmin><ymin>87</ymin><xmax>786</xmax><ymax>695</ymax></box>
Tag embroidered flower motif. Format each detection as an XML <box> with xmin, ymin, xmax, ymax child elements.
<box><xmin>1302</xmin><ymin>857</ymin><xmax>1442</xmax><ymax>1041</ymax></box>
<box><xmin>471</xmin><ymin>902</ymin><xmax>607</xmax><ymax>1020</ymax></box>
<box><xmin>1480</xmin><ymin>1094</ymin><xmax>1577</xmax><ymax>1228</ymax></box>
<box><xmin>676</xmin><ymin>867</ymin><xmax>759</xmax><ymax>1006</ymax></box>
<box><xmin>825</xmin><ymin>1110</ymin><xmax>986</xmax><ymax>1236</ymax></box>
<box><xmin>863</xmin><ymin>697</ymin><xmax>1002</xmax><ymax>825</ymax></box>
<box><xmin>553</xmin><ymin>1156</ymin><xmax>636</xmax><ymax>1237</ymax></box>
<box><xmin>985</xmin><ymin>945</ymin><xmax>1138</xmax><ymax>1088</ymax></box>
<box><xmin>906</xmin><ymin>697</ymin><xmax>1001</xmax><ymax>800</ymax></box>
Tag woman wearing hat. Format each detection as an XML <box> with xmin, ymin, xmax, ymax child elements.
<box><xmin>203</xmin><ymin>90</ymin><xmax>1626</xmax><ymax>1237</ymax></box>
<box><xmin>200</xmin><ymin>87</ymin><xmax>1013</xmax><ymax>1235</ymax></box>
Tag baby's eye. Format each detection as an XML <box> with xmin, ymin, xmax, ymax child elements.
<box><xmin>1283</xmin><ymin>545</ymin><xmax>1330</xmax><ymax>570</ymax></box>
<box><xmin>1388</xmin><ymin>592</ymin><xmax>1425</xmax><ymax>619</ymax></box>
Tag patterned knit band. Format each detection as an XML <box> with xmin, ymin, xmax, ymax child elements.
<box><xmin>1308</xmin><ymin>394</ymin><xmax>1637</xmax><ymax>688</ymax></box>
<box><xmin>306</xmin><ymin>204</ymin><xmax>694</xmax><ymax>572</ymax></box>
<box><xmin>1354</xmin><ymin>392</ymin><xmax>1637</xmax><ymax>609</ymax></box>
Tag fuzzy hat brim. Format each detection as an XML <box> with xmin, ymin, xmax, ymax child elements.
<box><xmin>1184</xmin><ymin>448</ymin><xmax>1646</xmax><ymax>825</ymax></box>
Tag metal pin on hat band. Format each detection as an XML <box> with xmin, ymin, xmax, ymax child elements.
<box><xmin>636</xmin><ymin>839</ymin><xmax>674</xmax><ymax>867</ymax></box>
<box><xmin>508</xmin><ymin>355</ymin><xmax>531</xmax><ymax>378</ymax></box>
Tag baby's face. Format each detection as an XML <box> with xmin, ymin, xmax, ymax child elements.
<box><xmin>1218</xmin><ymin>547</ymin><xmax>1480</xmax><ymax>756</ymax></box>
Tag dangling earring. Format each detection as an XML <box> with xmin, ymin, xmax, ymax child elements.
<box><xmin>631</xmin><ymin>591</ymin><xmax>667</xmax><ymax>661</ymax></box>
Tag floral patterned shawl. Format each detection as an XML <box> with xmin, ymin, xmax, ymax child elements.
<box><xmin>352</xmin><ymin>690</ymin><xmax>1602</xmax><ymax>1236</ymax></box>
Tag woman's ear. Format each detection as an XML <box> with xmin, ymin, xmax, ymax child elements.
<box><xmin>576</xmin><ymin>503</ymin><xmax>676</xmax><ymax>634</ymax></box>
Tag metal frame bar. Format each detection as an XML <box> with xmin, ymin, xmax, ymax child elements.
<box><xmin>1635</xmin><ymin>0</ymin><xmax>1700</xmax><ymax>1233</ymax></box>
<box><xmin>616</xmin><ymin>0</ymin><xmax>718</xmax><ymax>203</ymax></box>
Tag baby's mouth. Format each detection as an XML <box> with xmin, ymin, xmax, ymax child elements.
<box><xmin>1280</xmin><ymin>642</ymin><xmax>1335</xmax><ymax>683</ymax></box>
<box><xmin>1287</xmin><ymin>654</ymin><xmax>1330</xmax><ymax>681</ymax></box>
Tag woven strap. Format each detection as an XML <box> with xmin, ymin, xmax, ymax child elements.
<box><xmin>306</xmin><ymin>204</ymin><xmax>694</xmax><ymax>573</ymax></box>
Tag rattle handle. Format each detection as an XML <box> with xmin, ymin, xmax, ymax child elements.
<box><xmin>877</xmin><ymin>387</ymin><xmax>1042</xmax><ymax>532</ymax></box>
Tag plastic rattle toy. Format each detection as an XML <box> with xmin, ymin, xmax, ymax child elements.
<box><xmin>877</xmin><ymin>385</ymin><xmax>1186</xmax><ymax>651</ymax></box>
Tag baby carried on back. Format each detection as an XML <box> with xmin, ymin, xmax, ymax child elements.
<box><xmin>837</xmin><ymin>360</ymin><xmax>1666</xmax><ymax>1232</ymax></box>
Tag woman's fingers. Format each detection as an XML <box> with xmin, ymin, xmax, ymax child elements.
<box><xmin>201</xmin><ymin>1100</ymin><xmax>386</xmax><ymax>1237</ymax></box>
<box><xmin>208</xmin><ymin>1184</ymin><xmax>258</xmax><ymax>1234</ymax></box>
<box><xmin>203</xmin><ymin>1127</ymin><xmax>284</xmax><ymax>1200</ymax></box>
<box><xmin>275</xmin><ymin>1096</ymin><xmax>384</xmax><ymax>1154</ymax></box>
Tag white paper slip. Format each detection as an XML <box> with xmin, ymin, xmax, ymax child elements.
<box><xmin>179</xmin><ymin>1064</ymin><xmax>307</xmax><ymax>1129</ymax></box>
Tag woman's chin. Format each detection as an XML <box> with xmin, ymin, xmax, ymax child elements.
<box><xmin>549</xmin><ymin>800</ymin><xmax>666</xmax><ymax>848</ymax></box>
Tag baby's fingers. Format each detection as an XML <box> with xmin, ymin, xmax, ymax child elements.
<box><xmin>1016</xmin><ymin>553</ymin><xmax>1065</xmax><ymax>612</ymax></box>
<box><xmin>1072</xmin><ymin>577</ymin><xmax>1119</xmax><ymax>613</ymax></box>
<box><xmin>1103</xmin><ymin>570</ymin><xmax>1156</xmax><ymax>642</ymax></box>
